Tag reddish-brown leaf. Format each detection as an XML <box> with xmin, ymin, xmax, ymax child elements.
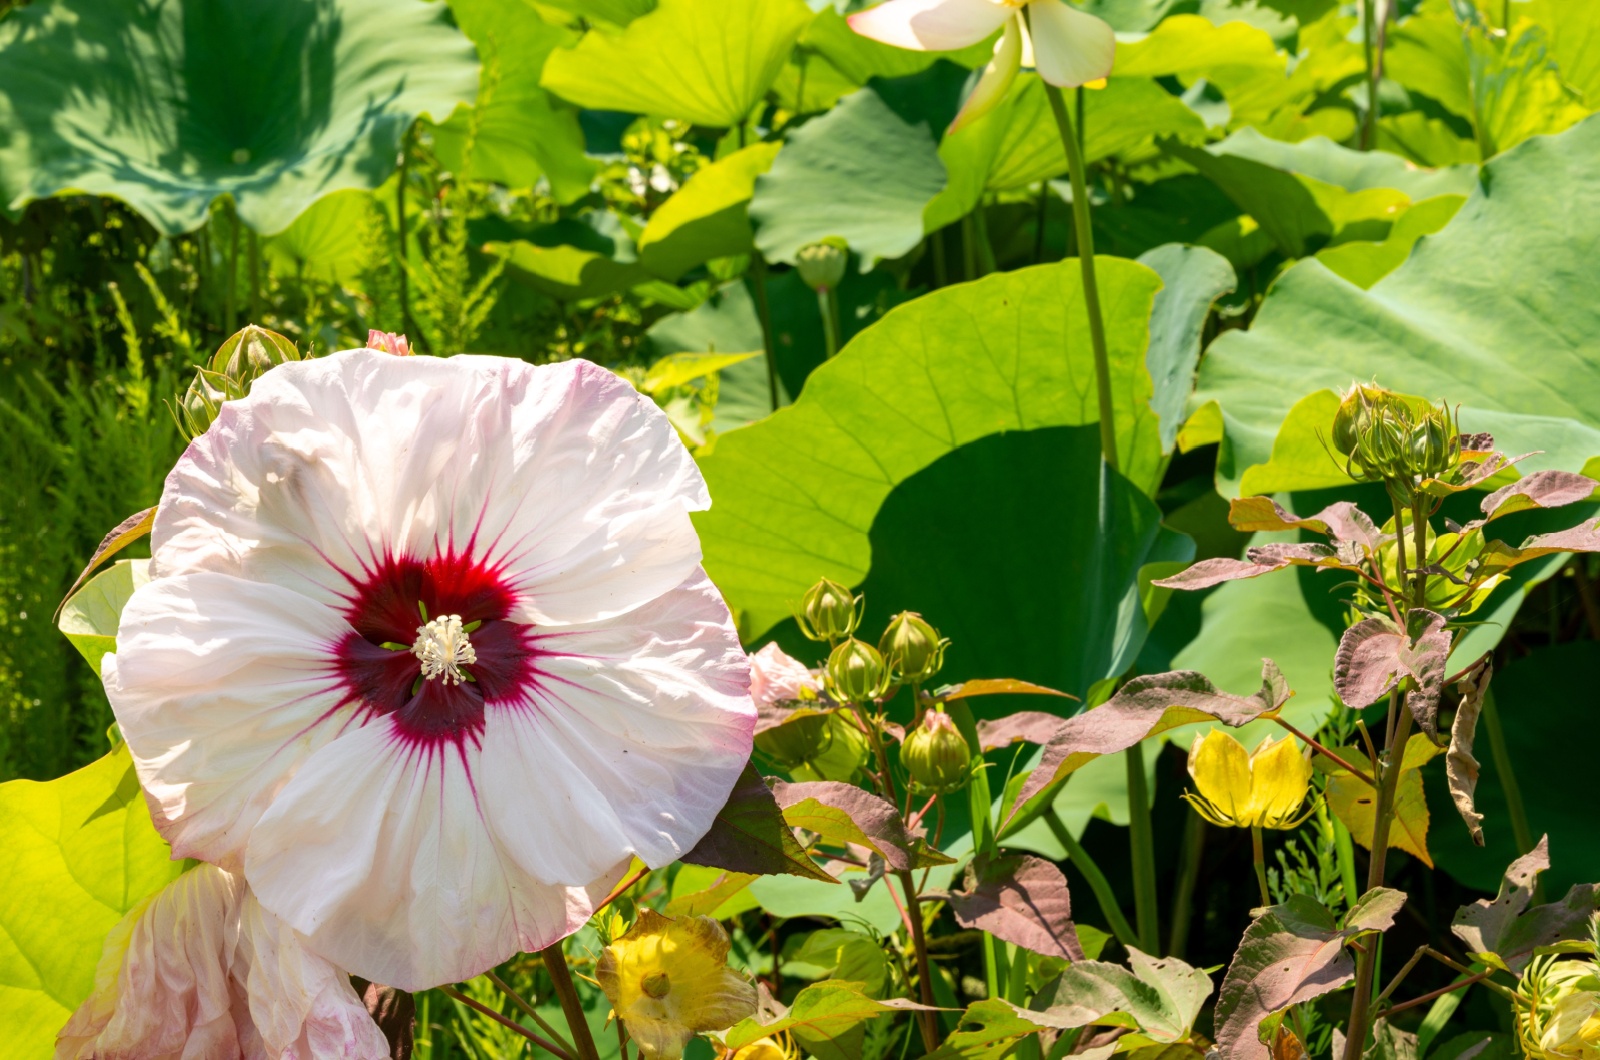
<box><xmin>948</xmin><ymin>854</ymin><xmax>1083</xmax><ymax>961</ymax></box>
<box><xmin>977</xmin><ymin>712</ymin><xmax>1067</xmax><ymax>751</ymax></box>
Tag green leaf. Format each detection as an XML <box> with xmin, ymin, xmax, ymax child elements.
<box><xmin>771</xmin><ymin>780</ymin><xmax>954</xmax><ymax>872</ymax></box>
<box><xmin>696</xmin><ymin>258</ymin><xmax>1169</xmax><ymax>641</ymax></box>
<box><xmin>679</xmin><ymin>764</ymin><xmax>835</xmax><ymax>883</ymax></box>
<box><xmin>1112</xmin><ymin>15</ymin><xmax>1294</xmax><ymax>125</ymax></box>
<box><xmin>540</xmin><ymin>0</ymin><xmax>810</xmax><ymax>128</ymax></box>
<box><xmin>726</xmin><ymin>981</ymin><xmax>938</xmax><ymax>1060</ymax></box>
<box><xmin>0</xmin><ymin>0</ymin><xmax>477</xmax><ymax>234</ymax></box>
<box><xmin>262</xmin><ymin>189</ymin><xmax>374</xmax><ymax>284</ymax></box>
<box><xmin>750</xmin><ymin>87</ymin><xmax>948</xmax><ymax>268</ymax></box>
<box><xmin>1141</xmin><ymin>245</ymin><xmax>1237</xmax><ymax>454</ymax></box>
<box><xmin>0</xmin><ymin>747</ymin><xmax>185</xmax><ymax>1054</ymax></box>
<box><xmin>1170</xmin><ymin>129</ymin><xmax>1477</xmax><ymax>258</ymax></box>
<box><xmin>58</xmin><ymin>559</ymin><xmax>149</xmax><ymax>677</ymax></box>
<box><xmin>1197</xmin><ymin>115</ymin><xmax>1600</xmax><ymax>498</ymax></box>
<box><xmin>1451</xmin><ymin>836</ymin><xmax>1600</xmax><ymax>973</ymax></box>
<box><xmin>641</xmin><ymin>352</ymin><xmax>759</xmax><ymax>395</ymax></box>
<box><xmin>429</xmin><ymin>0</ymin><xmax>595</xmax><ymax>202</ymax></box>
<box><xmin>923</xmin><ymin>999</ymin><xmax>1045</xmax><ymax>1060</ymax></box>
<box><xmin>638</xmin><ymin>142</ymin><xmax>780</xmax><ymax>280</ymax></box>
<box><xmin>489</xmin><ymin>213</ymin><xmax>652</xmax><ymax>302</ymax></box>
<box><xmin>1314</xmin><ymin>195</ymin><xmax>1466</xmax><ymax>289</ymax></box>
<box><xmin>536</xmin><ymin>0</ymin><xmax>654</xmax><ymax>27</ymax></box>
<box><xmin>800</xmin><ymin>7</ymin><xmax>992</xmax><ymax>86</ymax></box>
<box><xmin>1321</xmin><ymin>734</ymin><xmax>1441</xmax><ymax>868</ymax></box>
<box><xmin>1032</xmin><ymin>948</ymin><xmax>1214</xmax><ymax>1043</ymax></box>
<box><xmin>663</xmin><ymin>866</ymin><xmax>759</xmax><ymax>919</ymax></box>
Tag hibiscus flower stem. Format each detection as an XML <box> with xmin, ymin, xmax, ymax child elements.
<box><xmin>1042</xmin><ymin>81</ymin><xmax>1117</xmax><ymax>474</ymax></box>
<box><xmin>542</xmin><ymin>943</ymin><xmax>604</xmax><ymax>1060</ymax></box>
<box><xmin>1251</xmin><ymin>825</ymin><xmax>1271</xmax><ymax>907</ymax></box>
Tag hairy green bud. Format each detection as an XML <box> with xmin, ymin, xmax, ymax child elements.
<box><xmin>879</xmin><ymin>611</ymin><xmax>947</xmax><ymax>684</ymax></box>
<box><xmin>796</xmin><ymin>577</ymin><xmax>861</xmax><ymax>642</ymax></box>
<box><xmin>901</xmin><ymin>710</ymin><xmax>971</xmax><ymax>794</ymax></box>
<box><xmin>826</xmin><ymin>638</ymin><xmax>888</xmax><ymax>703</ymax></box>
<box><xmin>174</xmin><ymin>325</ymin><xmax>303</xmax><ymax>440</ymax></box>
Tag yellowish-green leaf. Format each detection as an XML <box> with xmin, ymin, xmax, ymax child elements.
<box><xmin>638</xmin><ymin>142</ymin><xmax>780</xmax><ymax>280</ymax></box>
<box><xmin>1323</xmin><ymin>734</ymin><xmax>1441</xmax><ymax>868</ymax></box>
<box><xmin>59</xmin><ymin>559</ymin><xmax>149</xmax><ymax>676</ymax></box>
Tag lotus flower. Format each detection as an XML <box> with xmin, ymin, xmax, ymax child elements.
<box><xmin>56</xmin><ymin>864</ymin><xmax>387</xmax><ymax>1059</ymax></box>
<box><xmin>847</xmin><ymin>0</ymin><xmax>1116</xmax><ymax>131</ymax></box>
<box><xmin>105</xmin><ymin>349</ymin><xmax>756</xmax><ymax>990</ymax></box>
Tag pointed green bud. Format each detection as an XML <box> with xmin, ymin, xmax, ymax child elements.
<box><xmin>879</xmin><ymin>611</ymin><xmax>946</xmax><ymax>684</ymax></box>
<box><xmin>753</xmin><ymin>708</ymin><xmax>835</xmax><ymax>767</ymax></box>
<box><xmin>795</xmin><ymin>238</ymin><xmax>848</xmax><ymax>293</ymax></box>
<box><xmin>796</xmin><ymin>577</ymin><xmax>861</xmax><ymax>642</ymax></box>
<box><xmin>174</xmin><ymin>325</ymin><xmax>303</xmax><ymax>440</ymax></box>
<box><xmin>825</xmin><ymin>638</ymin><xmax>888</xmax><ymax>703</ymax></box>
<box><xmin>901</xmin><ymin>710</ymin><xmax>971</xmax><ymax>794</ymax></box>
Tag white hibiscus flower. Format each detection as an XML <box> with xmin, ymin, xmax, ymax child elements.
<box><xmin>105</xmin><ymin>350</ymin><xmax>756</xmax><ymax>990</ymax></box>
<box><xmin>56</xmin><ymin>864</ymin><xmax>387</xmax><ymax>1059</ymax></box>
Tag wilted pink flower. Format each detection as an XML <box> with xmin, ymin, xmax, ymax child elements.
<box><xmin>366</xmin><ymin>330</ymin><xmax>411</xmax><ymax>356</ymax></box>
<box><xmin>56</xmin><ymin>864</ymin><xmax>386</xmax><ymax>1059</ymax></box>
<box><xmin>106</xmin><ymin>350</ymin><xmax>755</xmax><ymax>989</ymax></box>
<box><xmin>748</xmin><ymin>642</ymin><xmax>821</xmax><ymax>707</ymax></box>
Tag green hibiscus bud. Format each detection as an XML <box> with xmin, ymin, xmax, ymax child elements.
<box><xmin>754</xmin><ymin>708</ymin><xmax>835</xmax><ymax>767</ymax></box>
<box><xmin>796</xmin><ymin>577</ymin><xmax>861</xmax><ymax>642</ymax></box>
<box><xmin>879</xmin><ymin>611</ymin><xmax>947</xmax><ymax>684</ymax></box>
<box><xmin>826</xmin><ymin>638</ymin><xmax>888</xmax><ymax>703</ymax></box>
<box><xmin>174</xmin><ymin>325</ymin><xmax>303</xmax><ymax>440</ymax></box>
<box><xmin>901</xmin><ymin>710</ymin><xmax>971</xmax><ymax>794</ymax></box>
<box><xmin>795</xmin><ymin>238</ymin><xmax>848</xmax><ymax>293</ymax></box>
<box><xmin>1331</xmin><ymin>382</ymin><xmax>1382</xmax><ymax>461</ymax></box>
<box><xmin>1410</xmin><ymin>403</ymin><xmax>1460</xmax><ymax>480</ymax></box>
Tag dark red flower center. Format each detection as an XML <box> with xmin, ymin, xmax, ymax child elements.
<box><xmin>331</xmin><ymin>549</ymin><xmax>535</xmax><ymax>749</ymax></box>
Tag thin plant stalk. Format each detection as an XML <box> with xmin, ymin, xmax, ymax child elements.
<box><xmin>226</xmin><ymin>203</ymin><xmax>240</xmax><ymax>333</ymax></box>
<box><xmin>247</xmin><ymin>229</ymin><xmax>261</xmax><ymax>324</ymax></box>
<box><xmin>750</xmin><ymin>253</ymin><xmax>780</xmax><ymax>411</ymax></box>
<box><xmin>1125</xmin><ymin>748</ymin><xmax>1160</xmax><ymax>952</ymax></box>
<box><xmin>397</xmin><ymin>123</ymin><xmax>413</xmax><ymax>339</ymax></box>
<box><xmin>818</xmin><ymin>287</ymin><xmax>840</xmax><ymax>359</ymax></box>
<box><xmin>440</xmin><ymin>985</ymin><xmax>575</xmax><ymax>1060</ymax></box>
<box><xmin>1251</xmin><ymin>825</ymin><xmax>1271</xmax><ymax>907</ymax></box>
<box><xmin>971</xmin><ymin>202</ymin><xmax>997</xmax><ymax>275</ymax></box>
<box><xmin>1360</xmin><ymin>0</ymin><xmax>1376</xmax><ymax>149</ymax></box>
<box><xmin>487</xmin><ymin>970</ymin><xmax>577</xmax><ymax>1056</ymax></box>
<box><xmin>1168</xmin><ymin>812</ymin><xmax>1207</xmax><ymax>958</ymax></box>
<box><xmin>541</xmin><ymin>942</ymin><xmax>603</xmax><ymax>1060</ymax></box>
<box><xmin>1479</xmin><ymin>688</ymin><xmax>1535</xmax><ymax>859</ymax></box>
<box><xmin>1043</xmin><ymin>807</ymin><xmax>1140</xmax><ymax>949</ymax></box>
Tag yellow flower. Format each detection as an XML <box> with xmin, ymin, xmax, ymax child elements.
<box><xmin>1519</xmin><ymin>956</ymin><xmax>1600</xmax><ymax>1060</ymax></box>
<box><xmin>726</xmin><ymin>1033</ymin><xmax>798</xmax><ymax>1060</ymax></box>
<box><xmin>597</xmin><ymin>909</ymin><xmax>757</xmax><ymax>1060</ymax></box>
<box><xmin>1183</xmin><ymin>730</ymin><xmax>1313</xmax><ymax>830</ymax></box>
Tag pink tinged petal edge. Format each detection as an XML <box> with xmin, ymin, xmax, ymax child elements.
<box><xmin>847</xmin><ymin>0</ymin><xmax>1012</xmax><ymax>52</ymax></box>
<box><xmin>54</xmin><ymin>864</ymin><xmax>385</xmax><ymax>1060</ymax></box>
<box><xmin>243</xmin><ymin>721</ymin><xmax>631</xmax><ymax>991</ymax></box>
<box><xmin>749</xmin><ymin>642</ymin><xmax>820</xmax><ymax>707</ymax></box>
<box><xmin>1027</xmin><ymin>0</ymin><xmax>1116</xmax><ymax>88</ymax></box>
<box><xmin>948</xmin><ymin>14</ymin><xmax>1024</xmax><ymax>133</ymax></box>
<box><xmin>105</xmin><ymin>573</ymin><xmax>355</xmax><ymax>868</ymax></box>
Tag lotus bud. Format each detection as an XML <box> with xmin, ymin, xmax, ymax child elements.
<box><xmin>754</xmin><ymin>708</ymin><xmax>835</xmax><ymax>766</ymax></box>
<box><xmin>367</xmin><ymin>330</ymin><xmax>413</xmax><ymax>356</ymax></box>
<box><xmin>879</xmin><ymin>611</ymin><xmax>947</xmax><ymax>684</ymax></box>
<box><xmin>825</xmin><ymin>638</ymin><xmax>888</xmax><ymax>702</ymax></box>
<box><xmin>174</xmin><ymin>325</ymin><xmax>303</xmax><ymax>440</ymax></box>
<box><xmin>796</xmin><ymin>577</ymin><xmax>861</xmax><ymax>642</ymax></box>
<box><xmin>901</xmin><ymin>710</ymin><xmax>971</xmax><ymax>794</ymax></box>
<box><xmin>795</xmin><ymin>238</ymin><xmax>848</xmax><ymax>293</ymax></box>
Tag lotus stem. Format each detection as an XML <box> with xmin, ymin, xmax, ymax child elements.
<box><xmin>1044</xmin><ymin>807</ymin><xmax>1140</xmax><ymax>949</ymax></box>
<box><xmin>1167</xmin><ymin>812</ymin><xmax>1206</xmax><ymax>958</ymax></box>
<box><xmin>1125</xmin><ymin>747</ymin><xmax>1160</xmax><ymax>953</ymax></box>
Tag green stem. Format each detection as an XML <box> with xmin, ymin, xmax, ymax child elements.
<box><xmin>1480</xmin><ymin>688</ymin><xmax>1536</xmax><ymax>858</ymax></box>
<box><xmin>542</xmin><ymin>942</ymin><xmax>602</xmax><ymax>1060</ymax></box>
<box><xmin>1251</xmin><ymin>825</ymin><xmax>1271</xmax><ymax>907</ymax></box>
<box><xmin>1124</xmin><ymin>748</ymin><xmax>1160</xmax><ymax>953</ymax></box>
<box><xmin>1043</xmin><ymin>808</ymin><xmax>1140</xmax><ymax>949</ymax></box>
<box><xmin>960</xmin><ymin>214</ymin><xmax>979</xmax><ymax>281</ymax></box>
<box><xmin>931</xmin><ymin>229</ymin><xmax>948</xmax><ymax>288</ymax></box>
<box><xmin>397</xmin><ymin>124</ymin><xmax>413</xmax><ymax>338</ymax></box>
<box><xmin>1167</xmin><ymin>812</ymin><xmax>1206</xmax><ymax>958</ymax></box>
<box><xmin>247</xmin><ymin>228</ymin><xmax>261</xmax><ymax>324</ymax></box>
<box><xmin>225</xmin><ymin>202</ymin><xmax>239</xmax><ymax>333</ymax></box>
<box><xmin>487</xmin><ymin>970</ymin><xmax>577</xmax><ymax>1056</ymax></box>
<box><xmin>1334</xmin><ymin>816</ymin><xmax>1361</xmax><ymax>913</ymax></box>
<box><xmin>818</xmin><ymin>288</ymin><xmax>839</xmax><ymax>359</ymax></box>
<box><xmin>1360</xmin><ymin>0</ymin><xmax>1376</xmax><ymax>150</ymax></box>
<box><xmin>972</xmin><ymin>201</ymin><xmax>997</xmax><ymax>276</ymax></box>
<box><xmin>1042</xmin><ymin>81</ymin><xmax>1117</xmax><ymax>472</ymax></box>
<box><xmin>750</xmin><ymin>254</ymin><xmax>779</xmax><ymax>411</ymax></box>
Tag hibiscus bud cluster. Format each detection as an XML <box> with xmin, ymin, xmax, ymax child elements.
<box><xmin>796</xmin><ymin>576</ymin><xmax>862</xmax><ymax>642</ymax></box>
<box><xmin>880</xmin><ymin>610</ymin><xmax>947</xmax><ymax>684</ymax></box>
<box><xmin>826</xmin><ymin>638</ymin><xmax>889</xmax><ymax>702</ymax></box>
<box><xmin>901</xmin><ymin>709</ymin><xmax>971</xmax><ymax>794</ymax></box>
<box><xmin>1331</xmin><ymin>382</ymin><xmax>1460</xmax><ymax>496</ymax></box>
<box><xmin>173</xmin><ymin>324</ymin><xmax>302</xmax><ymax>440</ymax></box>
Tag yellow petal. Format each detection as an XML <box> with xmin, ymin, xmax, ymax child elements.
<box><xmin>1188</xmin><ymin>729</ymin><xmax>1254</xmax><ymax>826</ymax></box>
<box><xmin>597</xmin><ymin>909</ymin><xmax>757</xmax><ymax>1060</ymax></box>
<box><xmin>1248</xmin><ymin>735</ymin><xmax>1312</xmax><ymax>828</ymax></box>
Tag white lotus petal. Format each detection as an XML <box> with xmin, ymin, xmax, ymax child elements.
<box><xmin>848</xmin><ymin>0</ymin><xmax>1012</xmax><ymax>52</ymax></box>
<box><xmin>948</xmin><ymin>14</ymin><xmax>1024</xmax><ymax>133</ymax></box>
<box><xmin>1026</xmin><ymin>0</ymin><xmax>1116</xmax><ymax>88</ymax></box>
<box><xmin>55</xmin><ymin>865</ymin><xmax>385</xmax><ymax>1060</ymax></box>
<box><xmin>106</xmin><ymin>574</ymin><xmax>350</xmax><ymax>867</ymax></box>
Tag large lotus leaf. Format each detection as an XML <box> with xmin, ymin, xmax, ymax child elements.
<box><xmin>696</xmin><ymin>252</ymin><xmax>1200</xmax><ymax>643</ymax></box>
<box><xmin>1314</xmin><ymin>194</ymin><xmax>1465</xmax><ymax>289</ymax></box>
<box><xmin>751</xmin><ymin>88</ymin><xmax>948</xmax><ymax>268</ymax></box>
<box><xmin>0</xmin><ymin>747</ymin><xmax>186</xmax><ymax>1055</ymax></box>
<box><xmin>1428</xmin><ymin>642</ymin><xmax>1600</xmax><ymax>896</ymax></box>
<box><xmin>1170</xmin><ymin>129</ymin><xmax>1477</xmax><ymax>258</ymax></box>
<box><xmin>1194</xmin><ymin>114</ymin><xmax>1600</xmax><ymax>498</ymax></box>
<box><xmin>429</xmin><ymin>0</ymin><xmax>594</xmax><ymax>202</ymax></box>
<box><xmin>262</xmin><ymin>188</ymin><xmax>374</xmax><ymax>283</ymax></box>
<box><xmin>638</xmin><ymin>142</ymin><xmax>780</xmax><ymax>280</ymax></box>
<box><xmin>536</xmin><ymin>0</ymin><xmax>654</xmax><ymax>27</ymax></box>
<box><xmin>926</xmin><ymin>75</ymin><xmax>1207</xmax><ymax>231</ymax></box>
<box><xmin>1112</xmin><ymin>15</ymin><xmax>1296</xmax><ymax>125</ymax></box>
<box><xmin>488</xmin><ymin>212</ymin><xmax>651</xmax><ymax>302</ymax></box>
<box><xmin>0</xmin><ymin>0</ymin><xmax>478</xmax><ymax>235</ymax></box>
<box><xmin>540</xmin><ymin>0</ymin><xmax>810</xmax><ymax>128</ymax></box>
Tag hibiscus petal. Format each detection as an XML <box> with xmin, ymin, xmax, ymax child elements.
<box><xmin>106</xmin><ymin>573</ymin><xmax>351</xmax><ymax>866</ymax></box>
<box><xmin>243</xmin><ymin>721</ymin><xmax>630</xmax><ymax>990</ymax></box>
<box><xmin>847</xmin><ymin>0</ymin><xmax>1011</xmax><ymax>52</ymax></box>
<box><xmin>481</xmin><ymin>571</ymin><xmax>755</xmax><ymax>881</ymax></box>
<box><xmin>948</xmin><ymin>14</ymin><xmax>1024</xmax><ymax>133</ymax></box>
<box><xmin>1026</xmin><ymin>0</ymin><xmax>1115</xmax><ymax>88</ymax></box>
